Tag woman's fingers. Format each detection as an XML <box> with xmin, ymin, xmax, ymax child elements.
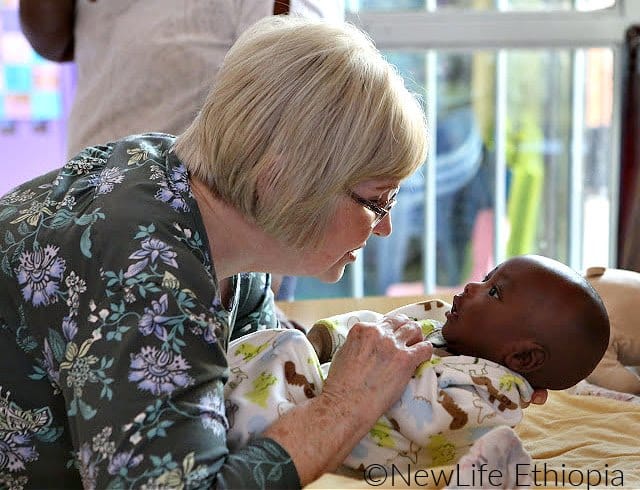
<box><xmin>323</xmin><ymin>318</ymin><xmax>435</xmax><ymax>422</ymax></box>
<box><xmin>381</xmin><ymin>313</ymin><xmax>411</xmax><ymax>331</ymax></box>
<box><xmin>361</xmin><ymin>317</ymin><xmax>433</xmax><ymax>367</ymax></box>
<box><xmin>379</xmin><ymin>314</ymin><xmax>426</xmax><ymax>347</ymax></box>
<box><xmin>410</xmin><ymin>338</ymin><xmax>434</xmax><ymax>364</ymax></box>
<box><xmin>393</xmin><ymin>320</ymin><xmax>424</xmax><ymax>346</ymax></box>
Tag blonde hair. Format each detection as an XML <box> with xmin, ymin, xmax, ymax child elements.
<box><xmin>174</xmin><ymin>16</ymin><xmax>428</xmax><ymax>250</ymax></box>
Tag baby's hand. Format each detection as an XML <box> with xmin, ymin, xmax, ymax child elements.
<box><xmin>531</xmin><ymin>389</ymin><xmax>548</xmax><ymax>405</ymax></box>
<box><xmin>306</xmin><ymin>327</ymin><xmax>332</xmax><ymax>363</ymax></box>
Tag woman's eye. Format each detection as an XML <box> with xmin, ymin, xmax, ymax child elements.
<box><xmin>488</xmin><ymin>286</ymin><xmax>499</xmax><ymax>298</ymax></box>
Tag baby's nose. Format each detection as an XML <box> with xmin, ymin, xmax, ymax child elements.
<box><xmin>464</xmin><ymin>281</ymin><xmax>482</xmax><ymax>295</ymax></box>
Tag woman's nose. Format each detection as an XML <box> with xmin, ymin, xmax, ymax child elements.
<box><xmin>372</xmin><ymin>213</ymin><xmax>392</xmax><ymax>237</ymax></box>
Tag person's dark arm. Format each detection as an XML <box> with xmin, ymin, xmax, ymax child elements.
<box><xmin>19</xmin><ymin>0</ymin><xmax>75</xmax><ymax>61</ymax></box>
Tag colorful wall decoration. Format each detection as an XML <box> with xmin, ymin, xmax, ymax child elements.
<box><xmin>1</xmin><ymin>0</ymin><xmax>62</xmax><ymax>122</ymax></box>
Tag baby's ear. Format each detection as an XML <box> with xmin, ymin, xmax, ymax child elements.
<box><xmin>504</xmin><ymin>341</ymin><xmax>547</xmax><ymax>373</ymax></box>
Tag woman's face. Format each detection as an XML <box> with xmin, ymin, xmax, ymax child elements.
<box><xmin>295</xmin><ymin>179</ymin><xmax>400</xmax><ymax>283</ymax></box>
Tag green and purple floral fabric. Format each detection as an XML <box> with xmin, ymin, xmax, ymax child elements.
<box><xmin>0</xmin><ymin>133</ymin><xmax>299</xmax><ymax>489</ymax></box>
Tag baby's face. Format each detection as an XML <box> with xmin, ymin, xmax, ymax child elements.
<box><xmin>441</xmin><ymin>256</ymin><xmax>570</xmax><ymax>363</ymax></box>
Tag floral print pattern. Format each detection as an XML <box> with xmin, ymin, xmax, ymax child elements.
<box><xmin>129</xmin><ymin>346</ymin><xmax>193</xmax><ymax>396</ymax></box>
<box><xmin>87</xmin><ymin>167</ymin><xmax>125</xmax><ymax>194</ymax></box>
<box><xmin>126</xmin><ymin>237</ymin><xmax>178</xmax><ymax>279</ymax></box>
<box><xmin>0</xmin><ymin>388</ymin><xmax>59</xmax><ymax>488</ymax></box>
<box><xmin>154</xmin><ymin>162</ymin><xmax>192</xmax><ymax>212</ymax></box>
<box><xmin>15</xmin><ymin>245</ymin><xmax>66</xmax><ymax>307</ymax></box>
<box><xmin>0</xmin><ymin>431</ymin><xmax>39</xmax><ymax>472</ymax></box>
<box><xmin>0</xmin><ymin>134</ymin><xmax>297</xmax><ymax>489</ymax></box>
<box><xmin>139</xmin><ymin>294</ymin><xmax>170</xmax><ymax>340</ymax></box>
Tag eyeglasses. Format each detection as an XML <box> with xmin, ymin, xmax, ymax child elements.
<box><xmin>348</xmin><ymin>188</ymin><xmax>399</xmax><ymax>227</ymax></box>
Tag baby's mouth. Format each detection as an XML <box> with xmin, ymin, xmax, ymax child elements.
<box><xmin>445</xmin><ymin>295</ymin><xmax>461</xmax><ymax>320</ymax></box>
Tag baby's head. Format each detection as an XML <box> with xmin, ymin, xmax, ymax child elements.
<box><xmin>441</xmin><ymin>255</ymin><xmax>610</xmax><ymax>390</ymax></box>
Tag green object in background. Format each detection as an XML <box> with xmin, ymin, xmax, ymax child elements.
<box><xmin>506</xmin><ymin>151</ymin><xmax>544</xmax><ymax>257</ymax></box>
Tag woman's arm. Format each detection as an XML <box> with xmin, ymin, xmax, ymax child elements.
<box><xmin>19</xmin><ymin>0</ymin><xmax>75</xmax><ymax>61</ymax></box>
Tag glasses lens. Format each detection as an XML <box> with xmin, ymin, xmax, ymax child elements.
<box><xmin>373</xmin><ymin>203</ymin><xmax>392</xmax><ymax>226</ymax></box>
<box><xmin>349</xmin><ymin>189</ymin><xmax>398</xmax><ymax>226</ymax></box>
<box><xmin>385</xmin><ymin>189</ymin><xmax>399</xmax><ymax>209</ymax></box>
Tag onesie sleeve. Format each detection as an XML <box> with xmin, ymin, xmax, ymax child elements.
<box><xmin>306</xmin><ymin>310</ymin><xmax>385</xmax><ymax>362</ymax></box>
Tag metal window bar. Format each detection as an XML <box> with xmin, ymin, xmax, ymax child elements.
<box><xmin>569</xmin><ymin>48</ymin><xmax>586</xmax><ymax>270</ymax></box>
<box><xmin>607</xmin><ymin>42</ymin><xmax>623</xmax><ymax>265</ymax></box>
<box><xmin>494</xmin><ymin>49</ymin><xmax>509</xmax><ymax>267</ymax></box>
<box><xmin>422</xmin><ymin>50</ymin><xmax>438</xmax><ymax>294</ymax></box>
<box><xmin>494</xmin><ymin>0</ymin><xmax>510</xmax><ymax>270</ymax></box>
<box><xmin>345</xmin><ymin>0</ymin><xmax>634</xmax><ymax>298</ymax></box>
<box><xmin>422</xmin><ymin>0</ymin><xmax>439</xmax><ymax>294</ymax></box>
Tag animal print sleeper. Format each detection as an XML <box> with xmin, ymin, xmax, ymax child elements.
<box><xmin>224</xmin><ymin>300</ymin><xmax>534</xmax><ymax>470</ymax></box>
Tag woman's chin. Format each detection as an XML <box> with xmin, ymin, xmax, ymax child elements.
<box><xmin>316</xmin><ymin>265</ymin><xmax>347</xmax><ymax>284</ymax></box>
<box><xmin>314</xmin><ymin>252</ymin><xmax>357</xmax><ymax>283</ymax></box>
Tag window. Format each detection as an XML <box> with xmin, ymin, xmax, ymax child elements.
<box><xmin>294</xmin><ymin>0</ymin><xmax>639</xmax><ymax>299</ymax></box>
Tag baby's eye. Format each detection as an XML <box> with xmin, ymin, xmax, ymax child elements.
<box><xmin>488</xmin><ymin>286</ymin><xmax>500</xmax><ymax>298</ymax></box>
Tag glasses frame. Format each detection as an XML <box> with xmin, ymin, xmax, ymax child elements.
<box><xmin>348</xmin><ymin>188</ymin><xmax>399</xmax><ymax>227</ymax></box>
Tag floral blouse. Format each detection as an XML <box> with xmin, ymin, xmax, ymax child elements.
<box><xmin>0</xmin><ymin>133</ymin><xmax>300</xmax><ymax>489</ymax></box>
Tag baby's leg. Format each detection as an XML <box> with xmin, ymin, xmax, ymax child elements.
<box><xmin>447</xmin><ymin>426</ymin><xmax>532</xmax><ymax>489</ymax></box>
<box><xmin>225</xmin><ymin>329</ymin><xmax>324</xmax><ymax>450</ymax></box>
<box><xmin>343</xmin><ymin>415</ymin><xmax>416</xmax><ymax>471</ymax></box>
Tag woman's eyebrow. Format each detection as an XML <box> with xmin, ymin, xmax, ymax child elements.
<box><xmin>373</xmin><ymin>181</ymin><xmax>400</xmax><ymax>191</ymax></box>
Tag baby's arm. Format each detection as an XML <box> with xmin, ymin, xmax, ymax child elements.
<box><xmin>306</xmin><ymin>310</ymin><xmax>384</xmax><ymax>362</ymax></box>
<box><xmin>306</xmin><ymin>300</ymin><xmax>451</xmax><ymax>362</ymax></box>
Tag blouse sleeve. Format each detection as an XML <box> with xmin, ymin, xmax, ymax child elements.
<box><xmin>61</xmin><ymin>246</ymin><xmax>299</xmax><ymax>489</ymax></box>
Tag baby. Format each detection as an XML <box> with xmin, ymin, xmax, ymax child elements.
<box><xmin>223</xmin><ymin>255</ymin><xmax>610</xmax><ymax>470</ymax></box>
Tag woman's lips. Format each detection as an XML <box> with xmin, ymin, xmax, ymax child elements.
<box><xmin>344</xmin><ymin>247</ymin><xmax>362</xmax><ymax>262</ymax></box>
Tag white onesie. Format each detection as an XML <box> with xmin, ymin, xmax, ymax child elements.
<box><xmin>224</xmin><ymin>300</ymin><xmax>534</xmax><ymax>470</ymax></box>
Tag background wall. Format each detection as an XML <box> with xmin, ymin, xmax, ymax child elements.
<box><xmin>0</xmin><ymin>3</ymin><xmax>73</xmax><ymax>196</ymax></box>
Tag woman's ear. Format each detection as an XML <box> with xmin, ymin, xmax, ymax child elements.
<box><xmin>504</xmin><ymin>341</ymin><xmax>547</xmax><ymax>373</ymax></box>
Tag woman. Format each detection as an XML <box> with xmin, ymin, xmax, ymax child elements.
<box><xmin>0</xmin><ymin>17</ymin><xmax>543</xmax><ymax>489</ymax></box>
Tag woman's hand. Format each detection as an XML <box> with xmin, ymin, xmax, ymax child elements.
<box><xmin>263</xmin><ymin>314</ymin><xmax>433</xmax><ymax>485</ymax></box>
<box><xmin>322</xmin><ymin>314</ymin><xmax>434</xmax><ymax>427</ymax></box>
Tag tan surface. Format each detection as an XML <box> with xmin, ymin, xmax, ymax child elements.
<box><xmin>308</xmin><ymin>390</ymin><xmax>640</xmax><ymax>489</ymax></box>
<box><xmin>516</xmin><ymin>390</ymin><xmax>640</xmax><ymax>489</ymax></box>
